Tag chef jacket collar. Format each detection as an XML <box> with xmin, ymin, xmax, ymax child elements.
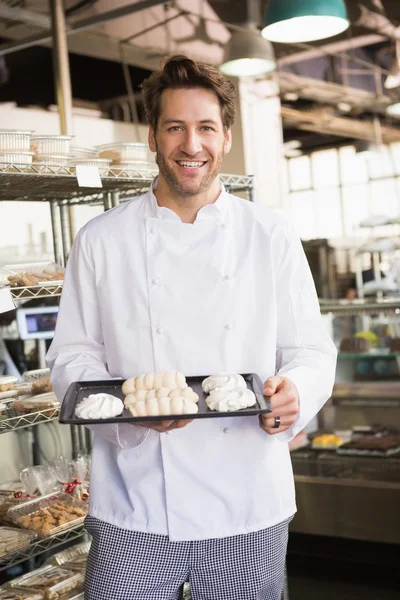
<box><xmin>147</xmin><ymin>176</ymin><xmax>229</xmax><ymax>223</ymax></box>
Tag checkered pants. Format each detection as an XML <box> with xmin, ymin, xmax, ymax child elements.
<box><xmin>84</xmin><ymin>515</ymin><xmax>292</xmax><ymax>600</ymax></box>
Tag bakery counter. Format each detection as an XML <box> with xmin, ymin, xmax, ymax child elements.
<box><xmin>291</xmin><ymin>451</ymin><xmax>400</xmax><ymax>544</ymax></box>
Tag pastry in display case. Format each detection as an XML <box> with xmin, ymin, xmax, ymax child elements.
<box><xmin>290</xmin><ymin>298</ymin><xmax>400</xmax><ymax>545</ymax></box>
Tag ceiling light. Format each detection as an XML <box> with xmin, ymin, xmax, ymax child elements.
<box><xmin>219</xmin><ymin>28</ymin><xmax>276</xmax><ymax>77</ymax></box>
<box><xmin>262</xmin><ymin>0</ymin><xmax>349</xmax><ymax>44</ymax></box>
<box><xmin>386</xmin><ymin>102</ymin><xmax>400</xmax><ymax>118</ymax></box>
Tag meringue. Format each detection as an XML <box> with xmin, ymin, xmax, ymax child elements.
<box><xmin>206</xmin><ymin>388</ymin><xmax>256</xmax><ymax>412</ymax></box>
<box><xmin>201</xmin><ymin>372</ymin><xmax>247</xmax><ymax>393</ymax></box>
<box><xmin>75</xmin><ymin>393</ymin><xmax>124</xmax><ymax>419</ymax></box>
<box><xmin>122</xmin><ymin>371</ymin><xmax>187</xmax><ymax>395</ymax></box>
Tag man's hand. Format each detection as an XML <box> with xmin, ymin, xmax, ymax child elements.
<box><xmin>259</xmin><ymin>376</ymin><xmax>299</xmax><ymax>435</ymax></box>
<box><xmin>135</xmin><ymin>419</ymin><xmax>193</xmax><ymax>433</ymax></box>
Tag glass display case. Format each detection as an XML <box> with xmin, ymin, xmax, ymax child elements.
<box><xmin>290</xmin><ymin>299</ymin><xmax>400</xmax><ymax>545</ymax></box>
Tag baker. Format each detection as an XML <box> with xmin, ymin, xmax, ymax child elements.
<box><xmin>47</xmin><ymin>55</ymin><xmax>337</xmax><ymax>600</ymax></box>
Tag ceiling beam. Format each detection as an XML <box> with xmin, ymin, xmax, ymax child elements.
<box><xmin>281</xmin><ymin>106</ymin><xmax>400</xmax><ymax>143</ymax></box>
<box><xmin>277</xmin><ymin>34</ymin><xmax>387</xmax><ymax>66</ymax></box>
<box><xmin>0</xmin><ymin>5</ymin><xmax>50</xmax><ymax>29</ymax></box>
<box><xmin>0</xmin><ymin>0</ymin><xmax>166</xmax><ymax>56</ymax></box>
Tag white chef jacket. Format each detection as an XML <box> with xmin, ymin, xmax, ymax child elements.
<box><xmin>46</xmin><ymin>178</ymin><xmax>337</xmax><ymax>542</ymax></box>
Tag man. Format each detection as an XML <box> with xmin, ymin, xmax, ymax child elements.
<box><xmin>47</xmin><ymin>55</ymin><xmax>337</xmax><ymax>600</ymax></box>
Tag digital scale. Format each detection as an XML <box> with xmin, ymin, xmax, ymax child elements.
<box><xmin>16</xmin><ymin>306</ymin><xmax>59</xmax><ymax>368</ymax></box>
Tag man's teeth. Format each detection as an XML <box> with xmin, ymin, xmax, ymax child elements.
<box><xmin>177</xmin><ymin>161</ymin><xmax>205</xmax><ymax>168</ymax></box>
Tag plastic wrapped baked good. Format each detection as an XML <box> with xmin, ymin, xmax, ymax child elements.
<box><xmin>50</xmin><ymin>541</ymin><xmax>90</xmax><ymax>567</ymax></box>
<box><xmin>9</xmin><ymin>565</ymin><xmax>84</xmax><ymax>600</ymax></box>
<box><xmin>0</xmin><ymin>589</ymin><xmax>43</xmax><ymax>600</ymax></box>
<box><xmin>13</xmin><ymin>393</ymin><xmax>59</xmax><ymax>416</ymax></box>
<box><xmin>0</xmin><ymin>377</ymin><xmax>18</xmax><ymax>401</ymax></box>
<box><xmin>8</xmin><ymin>492</ymin><xmax>87</xmax><ymax>537</ymax></box>
<box><xmin>0</xmin><ymin>527</ymin><xmax>36</xmax><ymax>558</ymax></box>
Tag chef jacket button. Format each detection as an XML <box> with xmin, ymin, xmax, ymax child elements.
<box><xmin>220</xmin><ymin>223</ymin><xmax>228</xmax><ymax>229</ymax></box>
<box><xmin>156</xmin><ymin>327</ymin><xmax>164</xmax><ymax>335</ymax></box>
<box><xmin>149</xmin><ymin>227</ymin><xmax>156</xmax><ymax>234</ymax></box>
<box><xmin>152</xmin><ymin>277</ymin><xmax>160</xmax><ymax>285</ymax></box>
<box><xmin>224</xmin><ymin>274</ymin><xmax>232</xmax><ymax>281</ymax></box>
<box><xmin>223</xmin><ymin>428</ymin><xmax>229</xmax><ymax>434</ymax></box>
<box><xmin>225</xmin><ymin>323</ymin><xmax>232</xmax><ymax>330</ymax></box>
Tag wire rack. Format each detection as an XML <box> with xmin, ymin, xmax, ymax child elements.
<box><xmin>0</xmin><ymin>525</ymin><xmax>86</xmax><ymax>571</ymax></box>
<box><xmin>0</xmin><ymin>164</ymin><xmax>254</xmax><ymax>205</ymax></box>
<box><xmin>0</xmin><ymin>407</ymin><xmax>60</xmax><ymax>434</ymax></box>
<box><xmin>9</xmin><ymin>283</ymin><xmax>63</xmax><ymax>300</ymax></box>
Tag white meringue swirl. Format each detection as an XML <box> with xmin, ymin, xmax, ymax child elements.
<box><xmin>75</xmin><ymin>393</ymin><xmax>124</xmax><ymax>419</ymax></box>
<box><xmin>201</xmin><ymin>372</ymin><xmax>247</xmax><ymax>393</ymax></box>
<box><xmin>206</xmin><ymin>388</ymin><xmax>256</xmax><ymax>412</ymax></box>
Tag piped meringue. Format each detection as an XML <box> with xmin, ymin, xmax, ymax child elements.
<box><xmin>206</xmin><ymin>388</ymin><xmax>256</xmax><ymax>412</ymax></box>
<box><xmin>202</xmin><ymin>372</ymin><xmax>247</xmax><ymax>393</ymax></box>
<box><xmin>75</xmin><ymin>393</ymin><xmax>124</xmax><ymax>419</ymax></box>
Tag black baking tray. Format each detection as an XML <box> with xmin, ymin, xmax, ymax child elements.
<box><xmin>59</xmin><ymin>373</ymin><xmax>272</xmax><ymax>425</ymax></box>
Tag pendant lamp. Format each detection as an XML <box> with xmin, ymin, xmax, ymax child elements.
<box><xmin>262</xmin><ymin>0</ymin><xmax>349</xmax><ymax>44</ymax></box>
<box><xmin>220</xmin><ymin>27</ymin><xmax>276</xmax><ymax>77</ymax></box>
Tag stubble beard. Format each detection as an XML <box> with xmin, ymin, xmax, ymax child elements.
<box><xmin>155</xmin><ymin>144</ymin><xmax>224</xmax><ymax>198</ymax></box>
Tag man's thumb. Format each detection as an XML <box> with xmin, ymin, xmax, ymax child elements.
<box><xmin>264</xmin><ymin>376</ymin><xmax>283</xmax><ymax>395</ymax></box>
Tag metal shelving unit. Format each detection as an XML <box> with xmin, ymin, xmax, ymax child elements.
<box><xmin>0</xmin><ymin>407</ymin><xmax>60</xmax><ymax>433</ymax></box>
<box><xmin>320</xmin><ymin>298</ymin><xmax>400</xmax><ymax>316</ymax></box>
<box><xmin>0</xmin><ymin>164</ymin><xmax>254</xmax><ymax>205</ymax></box>
<box><xmin>0</xmin><ymin>525</ymin><xmax>86</xmax><ymax>571</ymax></box>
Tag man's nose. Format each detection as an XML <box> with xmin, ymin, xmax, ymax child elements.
<box><xmin>180</xmin><ymin>130</ymin><xmax>202</xmax><ymax>156</ymax></box>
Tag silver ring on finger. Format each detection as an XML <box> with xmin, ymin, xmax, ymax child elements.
<box><xmin>273</xmin><ymin>416</ymin><xmax>281</xmax><ymax>429</ymax></box>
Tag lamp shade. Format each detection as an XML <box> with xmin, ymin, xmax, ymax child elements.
<box><xmin>262</xmin><ymin>0</ymin><xmax>349</xmax><ymax>43</ymax></box>
<box><xmin>220</xmin><ymin>29</ymin><xmax>276</xmax><ymax>77</ymax></box>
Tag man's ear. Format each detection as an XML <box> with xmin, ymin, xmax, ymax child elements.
<box><xmin>224</xmin><ymin>128</ymin><xmax>232</xmax><ymax>154</ymax></box>
<box><xmin>148</xmin><ymin>126</ymin><xmax>156</xmax><ymax>153</ymax></box>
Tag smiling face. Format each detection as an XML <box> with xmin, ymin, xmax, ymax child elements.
<box><xmin>148</xmin><ymin>87</ymin><xmax>232</xmax><ymax>199</ymax></box>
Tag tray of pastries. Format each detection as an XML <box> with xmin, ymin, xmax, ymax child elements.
<box><xmin>60</xmin><ymin>371</ymin><xmax>272</xmax><ymax>425</ymax></box>
<box><xmin>8</xmin><ymin>492</ymin><xmax>87</xmax><ymax>537</ymax></box>
<box><xmin>8</xmin><ymin>565</ymin><xmax>84</xmax><ymax>600</ymax></box>
<box><xmin>0</xmin><ymin>263</ymin><xmax>64</xmax><ymax>289</ymax></box>
<box><xmin>337</xmin><ymin>434</ymin><xmax>400</xmax><ymax>457</ymax></box>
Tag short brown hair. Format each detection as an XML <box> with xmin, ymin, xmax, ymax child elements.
<box><xmin>141</xmin><ymin>55</ymin><xmax>236</xmax><ymax>132</ymax></box>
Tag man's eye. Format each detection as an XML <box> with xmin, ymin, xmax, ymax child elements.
<box><xmin>168</xmin><ymin>126</ymin><xmax>181</xmax><ymax>131</ymax></box>
<box><xmin>201</xmin><ymin>126</ymin><xmax>214</xmax><ymax>131</ymax></box>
